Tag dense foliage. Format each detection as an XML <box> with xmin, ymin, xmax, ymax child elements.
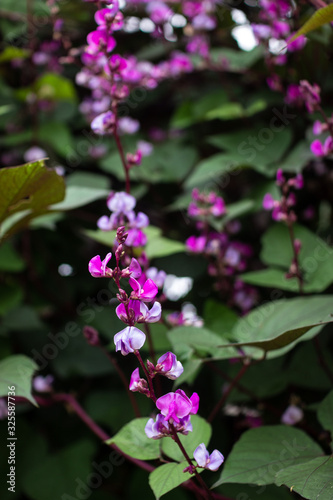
<box><xmin>0</xmin><ymin>1</ymin><xmax>333</xmax><ymax>499</ymax></box>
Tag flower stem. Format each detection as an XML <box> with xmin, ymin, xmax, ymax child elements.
<box><xmin>208</xmin><ymin>361</ymin><xmax>251</xmax><ymax>423</ymax></box>
<box><xmin>169</xmin><ymin>423</ymin><xmax>214</xmax><ymax>500</ymax></box>
<box><xmin>286</xmin><ymin>220</ymin><xmax>304</xmax><ymax>294</ymax></box>
<box><xmin>135</xmin><ymin>350</ymin><xmax>156</xmax><ymax>402</ymax></box>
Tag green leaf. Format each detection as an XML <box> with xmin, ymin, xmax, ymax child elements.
<box><xmin>241</xmin><ymin>224</ymin><xmax>333</xmax><ymax>293</ymax></box>
<box><xmin>0</xmin><ymin>355</ymin><xmax>38</xmax><ymax>405</ymax></box>
<box><xmin>22</xmin><ymin>440</ymin><xmax>95</xmax><ymax>500</ymax></box>
<box><xmin>106</xmin><ymin>418</ymin><xmax>161</xmax><ymax>460</ymax></box>
<box><xmin>275</xmin><ymin>456</ymin><xmax>333</xmax><ymax>500</ymax></box>
<box><xmin>0</xmin><ymin>46</ymin><xmax>30</xmax><ymax>63</ymax></box>
<box><xmin>184</xmin><ymin>153</ymin><xmax>244</xmax><ymax>190</ymax></box>
<box><xmin>0</xmin><ymin>282</ymin><xmax>23</xmax><ymax>316</ymax></box>
<box><xmin>203</xmin><ymin>301</ymin><xmax>238</xmax><ymax>339</ymax></box>
<box><xmin>0</xmin><ymin>241</ymin><xmax>25</xmax><ymax>272</ymax></box>
<box><xmin>209</xmin><ymin>46</ymin><xmax>264</xmax><ymax>72</ymax></box>
<box><xmin>21</xmin><ymin>73</ymin><xmax>77</xmax><ymax>102</ymax></box>
<box><xmin>226</xmin><ymin>295</ymin><xmax>333</xmax><ymax>353</ymax></box>
<box><xmin>317</xmin><ymin>391</ymin><xmax>333</xmax><ymax>440</ymax></box>
<box><xmin>288</xmin><ymin>4</ymin><xmax>333</xmax><ymax>44</ymax></box>
<box><xmin>213</xmin><ymin>426</ymin><xmax>323</xmax><ymax>488</ymax></box>
<box><xmin>149</xmin><ymin>461</ymin><xmax>201</xmax><ymax>499</ymax></box>
<box><xmin>0</xmin><ymin>160</ymin><xmax>65</xmax><ymax>228</ymax></box>
<box><xmin>51</xmin><ymin>172</ymin><xmax>110</xmax><ymax>211</ymax></box>
<box><xmin>167</xmin><ymin>326</ymin><xmax>240</xmax><ymax>360</ymax></box>
<box><xmin>39</xmin><ymin>121</ymin><xmax>74</xmax><ymax>157</ymax></box>
<box><xmin>161</xmin><ymin>415</ymin><xmax>211</xmax><ymax>463</ymax></box>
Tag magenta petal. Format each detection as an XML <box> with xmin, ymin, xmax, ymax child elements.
<box><xmin>310</xmin><ymin>139</ymin><xmax>324</xmax><ymax>157</ymax></box>
<box><xmin>129</xmin><ymin>367</ymin><xmax>140</xmax><ymax>391</ymax></box>
<box><xmin>190</xmin><ymin>392</ymin><xmax>200</xmax><ymax>414</ymax></box>
<box><xmin>262</xmin><ymin>193</ymin><xmax>275</xmax><ymax>210</ymax></box>
<box><xmin>141</xmin><ymin>279</ymin><xmax>158</xmax><ymax>301</ymax></box>
<box><xmin>128</xmin><ymin>258</ymin><xmax>142</xmax><ymax>279</ymax></box>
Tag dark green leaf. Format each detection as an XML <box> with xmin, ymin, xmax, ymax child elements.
<box><xmin>317</xmin><ymin>390</ymin><xmax>333</xmax><ymax>440</ymax></box>
<box><xmin>275</xmin><ymin>456</ymin><xmax>333</xmax><ymax>500</ymax></box>
<box><xmin>213</xmin><ymin>426</ymin><xmax>323</xmax><ymax>488</ymax></box>
<box><xmin>226</xmin><ymin>295</ymin><xmax>333</xmax><ymax>353</ymax></box>
<box><xmin>0</xmin><ymin>355</ymin><xmax>38</xmax><ymax>405</ymax></box>
<box><xmin>149</xmin><ymin>461</ymin><xmax>201</xmax><ymax>499</ymax></box>
<box><xmin>106</xmin><ymin>418</ymin><xmax>161</xmax><ymax>460</ymax></box>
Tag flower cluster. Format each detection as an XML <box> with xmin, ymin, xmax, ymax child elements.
<box><xmin>253</xmin><ymin>0</ymin><xmax>306</xmax><ymax>66</ymax></box>
<box><xmin>263</xmin><ymin>169</ymin><xmax>303</xmax><ymax>223</ymax></box>
<box><xmin>97</xmin><ymin>191</ymin><xmax>149</xmax><ymax>248</ymax></box>
<box><xmin>185</xmin><ymin>189</ymin><xmax>257</xmax><ymax>312</ymax></box>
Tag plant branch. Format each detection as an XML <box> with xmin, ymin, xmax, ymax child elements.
<box><xmin>208</xmin><ymin>361</ymin><xmax>251</xmax><ymax>423</ymax></box>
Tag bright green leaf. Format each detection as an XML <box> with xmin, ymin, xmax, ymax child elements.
<box><xmin>0</xmin><ymin>46</ymin><xmax>30</xmax><ymax>63</ymax></box>
<box><xmin>0</xmin><ymin>355</ymin><xmax>38</xmax><ymax>405</ymax></box>
<box><xmin>275</xmin><ymin>456</ymin><xmax>333</xmax><ymax>500</ymax></box>
<box><xmin>106</xmin><ymin>418</ymin><xmax>161</xmax><ymax>460</ymax></box>
<box><xmin>149</xmin><ymin>461</ymin><xmax>201</xmax><ymax>499</ymax></box>
<box><xmin>51</xmin><ymin>173</ymin><xmax>110</xmax><ymax>211</ymax></box>
<box><xmin>213</xmin><ymin>426</ymin><xmax>323</xmax><ymax>488</ymax></box>
<box><xmin>0</xmin><ymin>160</ymin><xmax>65</xmax><ymax>226</ymax></box>
<box><xmin>288</xmin><ymin>4</ymin><xmax>333</xmax><ymax>44</ymax></box>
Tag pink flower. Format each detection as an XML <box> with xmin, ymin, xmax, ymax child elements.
<box><xmin>156</xmin><ymin>389</ymin><xmax>199</xmax><ymax>423</ymax></box>
<box><xmin>107</xmin><ymin>191</ymin><xmax>136</xmax><ymax>214</ymax></box>
<box><xmin>193</xmin><ymin>443</ymin><xmax>224</xmax><ymax>471</ymax></box>
<box><xmin>129</xmin><ymin>277</ymin><xmax>158</xmax><ymax>302</ymax></box>
<box><xmin>262</xmin><ymin>193</ymin><xmax>276</xmax><ymax>210</ymax></box>
<box><xmin>129</xmin><ymin>367</ymin><xmax>149</xmax><ymax>395</ymax></box>
<box><xmin>116</xmin><ymin>300</ymin><xmax>162</xmax><ymax>324</ymax></box>
<box><xmin>154</xmin><ymin>352</ymin><xmax>184</xmax><ymax>380</ymax></box>
<box><xmin>87</xmin><ymin>30</ymin><xmax>116</xmax><ymax>53</ymax></box>
<box><xmin>311</xmin><ymin>137</ymin><xmax>333</xmax><ymax>157</ymax></box>
<box><xmin>186</xmin><ymin>235</ymin><xmax>207</xmax><ymax>253</ymax></box>
<box><xmin>145</xmin><ymin>413</ymin><xmax>170</xmax><ymax>439</ymax></box>
<box><xmin>114</xmin><ymin>326</ymin><xmax>146</xmax><ymax>355</ymax></box>
<box><xmin>88</xmin><ymin>253</ymin><xmax>113</xmax><ymax>277</ymax></box>
<box><xmin>145</xmin><ymin>414</ymin><xmax>193</xmax><ymax>439</ymax></box>
<box><xmin>313</xmin><ymin>120</ymin><xmax>323</xmax><ymax>135</ymax></box>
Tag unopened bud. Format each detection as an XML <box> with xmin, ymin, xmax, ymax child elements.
<box><xmin>83</xmin><ymin>326</ymin><xmax>100</xmax><ymax>346</ymax></box>
<box><xmin>116</xmin><ymin>226</ymin><xmax>128</xmax><ymax>244</ymax></box>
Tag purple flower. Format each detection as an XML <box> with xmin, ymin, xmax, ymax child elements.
<box><xmin>186</xmin><ymin>235</ymin><xmax>207</xmax><ymax>253</ymax></box>
<box><xmin>88</xmin><ymin>253</ymin><xmax>113</xmax><ymax>277</ymax></box>
<box><xmin>125</xmin><ymin>228</ymin><xmax>147</xmax><ymax>247</ymax></box>
<box><xmin>33</xmin><ymin>375</ymin><xmax>54</xmax><ymax>393</ymax></box>
<box><xmin>91</xmin><ymin>111</ymin><xmax>115</xmax><ymax>135</ymax></box>
<box><xmin>281</xmin><ymin>405</ymin><xmax>304</xmax><ymax>425</ymax></box>
<box><xmin>145</xmin><ymin>413</ymin><xmax>193</xmax><ymax>439</ymax></box>
<box><xmin>129</xmin><ymin>277</ymin><xmax>158</xmax><ymax>302</ymax></box>
<box><xmin>114</xmin><ymin>326</ymin><xmax>146</xmax><ymax>355</ymax></box>
<box><xmin>24</xmin><ymin>146</ymin><xmax>47</xmax><ymax>163</ymax></box>
<box><xmin>137</xmin><ymin>140</ymin><xmax>153</xmax><ymax>157</ymax></box>
<box><xmin>116</xmin><ymin>300</ymin><xmax>162</xmax><ymax>324</ymax></box>
<box><xmin>128</xmin><ymin>258</ymin><xmax>142</xmax><ymax>279</ymax></box>
<box><xmin>193</xmin><ymin>443</ymin><xmax>224</xmax><ymax>471</ymax></box>
<box><xmin>262</xmin><ymin>193</ymin><xmax>276</xmax><ymax>210</ymax></box>
<box><xmin>145</xmin><ymin>413</ymin><xmax>170</xmax><ymax>439</ymax></box>
<box><xmin>156</xmin><ymin>389</ymin><xmax>199</xmax><ymax>423</ymax></box>
<box><xmin>107</xmin><ymin>191</ymin><xmax>136</xmax><ymax>214</ymax></box>
<box><xmin>118</xmin><ymin>117</ymin><xmax>140</xmax><ymax>135</ymax></box>
<box><xmin>129</xmin><ymin>367</ymin><xmax>149</xmax><ymax>395</ymax></box>
<box><xmin>87</xmin><ymin>29</ymin><xmax>116</xmax><ymax>54</ymax></box>
<box><xmin>155</xmin><ymin>352</ymin><xmax>184</xmax><ymax>380</ymax></box>
<box><xmin>311</xmin><ymin>137</ymin><xmax>333</xmax><ymax>157</ymax></box>
<box><xmin>146</xmin><ymin>267</ymin><xmax>166</xmax><ymax>288</ymax></box>
<box><xmin>313</xmin><ymin>120</ymin><xmax>323</xmax><ymax>135</ymax></box>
